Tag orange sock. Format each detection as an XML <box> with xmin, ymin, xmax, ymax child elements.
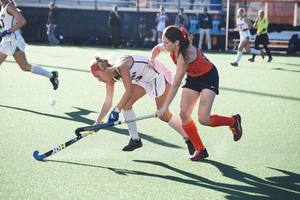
<box><xmin>182</xmin><ymin>120</ymin><xmax>205</xmax><ymax>150</ymax></box>
<box><xmin>210</xmin><ymin>115</ymin><xmax>236</xmax><ymax>127</ymax></box>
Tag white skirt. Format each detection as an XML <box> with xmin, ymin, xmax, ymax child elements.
<box><xmin>0</xmin><ymin>37</ymin><xmax>28</xmax><ymax>56</ymax></box>
<box><xmin>239</xmin><ymin>30</ymin><xmax>251</xmax><ymax>42</ymax></box>
<box><xmin>133</xmin><ymin>59</ymin><xmax>173</xmax><ymax>98</ymax></box>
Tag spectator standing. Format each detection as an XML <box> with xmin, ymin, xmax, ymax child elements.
<box><xmin>198</xmin><ymin>7</ymin><xmax>212</xmax><ymax>50</ymax></box>
<box><xmin>156</xmin><ymin>5</ymin><xmax>169</xmax><ymax>44</ymax></box>
<box><xmin>46</xmin><ymin>2</ymin><xmax>59</xmax><ymax>46</ymax></box>
<box><xmin>248</xmin><ymin>10</ymin><xmax>273</xmax><ymax>62</ymax></box>
<box><xmin>108</xmin><ymin>6</ymin><xmax>121</xmax><ymax>48</ymax></box>
<box><xmin>175</xmin><ymin>8</ymin><xmax>189</xmax><ymax>29</ymax></box>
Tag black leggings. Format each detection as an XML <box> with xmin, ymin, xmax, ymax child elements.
<box><xmin>253</xmin><ymin>34</ymin><xmax>271</xmax><ymax>58</ymax></box>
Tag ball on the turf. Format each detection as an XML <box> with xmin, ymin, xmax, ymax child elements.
<box><xmin>49</xmin><ymin>98</ymin><xmax>56</xmax><ymax>106</ymax></box>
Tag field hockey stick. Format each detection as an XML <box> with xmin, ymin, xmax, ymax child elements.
<box><xmin>33</xmin><ymin>130</ymin><xmax>94</xmax><ymax>160</ymax></box>
<box><xmin>221</xmin><ymin>28</ymin><xmax>244</xmax><ymax>32</ymax></box>
<box><xmin>75</xmin><ymin>114</ymin><xmax>154</xmax><ymax>136</ymax></box>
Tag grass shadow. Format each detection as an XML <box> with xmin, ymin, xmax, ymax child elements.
<box><xmin>1</xmin><ymin>104</ymin><xmax>181</xmax><ymax>149</ymax></box>
<box><xmin>42</xmin><ymin>159</ymin><xmax>300</xmax><ymax>199</ymax></box>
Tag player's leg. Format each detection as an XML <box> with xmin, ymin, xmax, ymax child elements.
<box><xmin>243</xmin><ymin>36</ymin><xmax>264</xmax><ymax>58</ymax></box>
<box><xmin>206</xmin><ymin>29</ymin><xmax>211</xmax><ymax>50</ymax></box>
<box><xmin>231</xmin><ymin>39</ymin><xmax>247</xmax><ymax>66</ymax></box>
<box><xmin>249</xmin><ymin>36</ymin><xmax>260</xmax><ymax>61</ymax></box>
<box><xmin>155</xmin><ymin>83</ymin><xmax>194</xmax><ymax>154</ymax></box>
<box><xmin>198</xmin><ymin>29</ymin><xmax>205</xmax><ymax>50</ymax></box>
<box><xmin>122</xmin><ymin>84</ymin><xmax>147</xmax><ymax>151</ymax></box>
<box><xmin>0</xmin><ymin>52</ymin><xmax>8</xmax><ymax>65</ymax></box>
<box><xmin>13</xmin><ymin>50</ymin><xmax>59</xmax><ymax>90</ymax></box>
<box><xmin>262</xmin><ymin>35</ymin><xmax>272</xmax><ymax>62</ymax></box>
<box><xmin>157</xmin><ymin>31</ymin><xmax>163</xmax><ymax>44</ymax></box>
<box><xmin>180</xmin><ymin>87</ymin><xmax>208</xmax><ymax>161</ymax></box>
<box><xmin>179</xmin><ymin>88</ymin><xmax>204</xmax><ymax>147</ymax></box>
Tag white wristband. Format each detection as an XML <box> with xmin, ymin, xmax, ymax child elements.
<box><xmin>114</xmin><ymin>106</ymin><xmax>121</xmax><ymax>113</ymax></box>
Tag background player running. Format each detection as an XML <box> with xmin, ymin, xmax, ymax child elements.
<box><xmin>90</xmin><ymin>54</ymin><xmax>194</xmax><ymax>154</ymax></box>
<box><xmin>230</xmin><ymin>7</ymin><xmax>264</xmax><ymax>67</ymax></box>
<box><xmin>0</xmin><ymin>0</ymin><xmax>58</xmax><ymax>90</ymax></box>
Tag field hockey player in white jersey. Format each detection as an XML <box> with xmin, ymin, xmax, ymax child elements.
<box><xmin>230</xmin><ymin>7</ymin><xmax>264</xmax><ymax>67</ymax></box>
<box><xmin>0</xmin><ymin>0</ymin><xmax>59</xmax><ymax>90</ymax></box>
<box><xmin>90</xmin><ymin>54</ymin><xmax>194</xmax><ymax>154</ymax></box>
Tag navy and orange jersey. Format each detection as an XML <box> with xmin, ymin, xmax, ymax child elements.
<box><xmin>170</xmin><ymin>46</ymin><xmax>213</xmax><ymax>77</ymax></box>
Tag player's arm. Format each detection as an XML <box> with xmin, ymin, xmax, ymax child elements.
<box><xmin>149</xmin><ymin>43</ymin><xmax>166</xmax><ymax>59</ymax></box>
<box><xmin>253</xmin><ymin>17</ymin><xmax>259</xmax><ymax>29</ymax></box>
<box><xmin>94</xmin><ymin>80</ymin><xmax>115</xmax><ymax>125</ymax></box>
<box><xmin>154</xmin><ymin>53</ymin><xmax>187</xmax><ymax>118</ymax></box>
<box><xmin>116</xmin><ymin>63</ymin><xmax>133</xmax><ymax>111</ymax></box>
<box><xmin>7</xmin><ymin>4</ymin><xmax>26</xmax><ymax>32</ymax></box>
<box><xmin>155</xmin><ymin>14</ymin><xmax>160</xmax><ymax>23</ymax></box>
<box><xmin>245</xmin><ymin>18</ymin><xmax>253</xmax><ymax>30</ymax></box>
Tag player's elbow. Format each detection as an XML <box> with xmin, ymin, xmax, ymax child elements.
<box><xmin>19</xmin><ymin>18</ymin><xmax>27</xmax><ymax>28</ymax></box>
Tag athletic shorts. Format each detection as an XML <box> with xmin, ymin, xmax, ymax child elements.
<box><xmin>239</xmin><ymin>30</ymin><xmax>251</xmax><ymax>42</ymax></box>
<box><xmin>0</xmin><ymin>38</ymin><xmax>28</xmax><ymax>56</ymax></box>
<box><xmin>182</xmin><ymin>65</ymin><xmax>219</xmax><ymax>95</ymax></box>
<box><xmin>133</xmin><ymin>73</ymin><xmax>167</xmax><ymax>98</ymax></box>
<box><xmin>133</xmin><ymin>59</ymin><xmax>173</xmax><ymax>98</ymax></box>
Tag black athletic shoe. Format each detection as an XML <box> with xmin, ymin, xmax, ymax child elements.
<box><xmin>122</xmin><ymin>138</ymin><xmax>143</xmax><ymax>151</ymax></box>
<box><xmin>185</xmin><ymin>139</ymin><xmax>195</xmax><ymax>155</ymax></box>
<box><xmin>50</xmin><ymin>71</ymin><xmax>59</xmax><ymax>90</ymax></box>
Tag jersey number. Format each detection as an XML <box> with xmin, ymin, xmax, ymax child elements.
<box><xmin>0</xmin><ymin>19</ymin><xmax>4</xmax><ymax>29</ymax></box>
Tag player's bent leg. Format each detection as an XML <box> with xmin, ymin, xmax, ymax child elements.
<box><xmin>122</xmin><ymin>85</ymin><xmax>147</xmax><ymax>151</ymax></box>
<box><xmin>179</xmin><ymin>88</ymin><xmax>200</xmax><ymax>125</ymax></box>
<box><xmin>123</xmin><ymin>84</ymin><xmax>146</xmax><ymax>111</ymax></box>
<box><xmin>13</xmin><ymin>51</ymin><xmax>31</xmax><ymax>71</ymax></box>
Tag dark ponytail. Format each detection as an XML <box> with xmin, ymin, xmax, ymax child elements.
<box><xmin>163</xmin><ymin>25</ymin><xmax>192</xmax><ymax>64</ymax></box>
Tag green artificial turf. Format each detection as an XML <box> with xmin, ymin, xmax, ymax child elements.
<box><xmin>0</xmin><ymin>44</ymin><xmax>299</xmax><ymax>199</ymax></box>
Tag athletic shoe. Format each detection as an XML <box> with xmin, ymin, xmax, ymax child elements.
<box><xmin>185</xmin><ymin>139</ymin><xmax>195</xmax><ymax>155</ymax></box>
<box><xmin>188</xmin><ymin>148</ymin><xmax>209</xmax><ymax>161</ymax></box>
<box><xmin>260</xmin><ymin>50</ymin><xmax>265</xmax><ymax>59</ymax></box>
<box><xmin>230</xmin><ymin>114</ymin><xmax>242</xmax><ymax>142</ymax></box>
<box><xmin>248</xmin><ymin>58</ymin><xmax>254</xmax><ymax>62</ymax></box>
<box><xmin>122</xmin><ymin>138</ymin><xmax>143</xmax><ymax>151</ymax></box>
<box><xmin>230</xmin><ymin>62</ymin><xmax>238</xmax><ymax>67</ymax></box>
<box><xmin>50</xmin><ymin>71</ymin><xmax>59</xmax><ymax>90</ymax></box>
<box><xmin>267</xmin><ymin>57</ymin><xmax>273</xmax><ymax>62</ymax></box>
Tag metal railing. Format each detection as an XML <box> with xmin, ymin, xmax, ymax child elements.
<box><xmin>17</xmin><ymin>0</ymin><xmax>224</xmax><ymax>12</ymax></box>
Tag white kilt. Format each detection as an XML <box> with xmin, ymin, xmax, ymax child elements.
<box><xmin>0</xmin><ymin>37</ymin><xmax>28</xmax><ymax>56</ymax></box>
<box><xmin>239</xmin><ymin>30</ymin><xmax>251</xmax><ymax>42</ymax></box>
<box><xmin>133</xmin><ymin>59</ymin><xmax>173</xmax><ymax>98</ymax></box>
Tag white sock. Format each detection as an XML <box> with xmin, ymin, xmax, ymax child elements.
<box><xmin>250</xmin><ymin>48</ymin><xmax>261</xmax><ymax>55</ymax></box>
<box><xmin>236</xmin><ymin>51</ymin><xmax>243</xmax><ymax>64</ymax></box>
<box><xmin>168</xmin><ymin>114</ymin><xmax>189</xmax><ymax>141</ymax></box>
<box><xmin>122</xmin><ymin>109</ymin><xmax>139</xmax><ymax>140</ymax></box>
<box><xmin>31</xmin><ymin>65</ymin><xmax>53</xmax><ymax>78</ymax></box>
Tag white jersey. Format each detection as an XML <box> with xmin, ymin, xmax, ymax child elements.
<box><xmin>0</xmin><ymin>2</ymin><xmax>27</xmax><ymax>56</ymax></box>
<box><xmin>236</xmin><ymin>16</ymin><xmax>251</xmax><ymax>41</ymax></box>
<box><xmin>0</xmin><ymin>2</ymin><xmax>22</xmax><ymax>42</ymax></box>
<box><xmin>113</xmin><ymin>54</ymin><xmax>173</xmax><ymax>98</ymax></box>
<box><xmin>157</xmin><ymin>13</ymin><xmax>166</xmax><ymax>32</ymax></box>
